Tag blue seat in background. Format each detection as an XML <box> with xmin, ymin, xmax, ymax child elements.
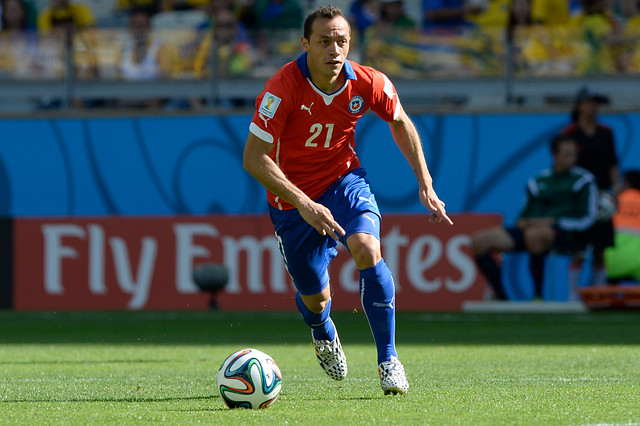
<box><xmin>501</xmin><ymin>251</ymin><xmax>594</xmax><ymax>301</ymax></box>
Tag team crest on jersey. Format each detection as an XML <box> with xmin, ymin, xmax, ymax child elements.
<box><xmin>348</xmin><ymin>96</ymin><xmax>364</xmax><ymax>114</ymax></box>
<box><xmin>259</xmin><ymin>92</ymin><xmax>281</xmax><ymax>118</ymax></box>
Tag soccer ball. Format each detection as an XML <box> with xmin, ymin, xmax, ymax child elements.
<box><xmin>217</xmin><ymin>348</ymin><xmax>282</xmax><ymax>409</ymax></box>
<box><xmin>597</xmin><ymin>191</ymin><xmax>616</xmax><ymax>221</ymax></box>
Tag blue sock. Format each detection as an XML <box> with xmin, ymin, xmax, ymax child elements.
<box><xmin>295</xmin><ymin>292</ymin><xmax>336</xmax><ymax>342</ymax></box>
<box><xmin>360</xmin><ymin>259</ymin><xmax>397</xmax><ymax>364</ymax></box>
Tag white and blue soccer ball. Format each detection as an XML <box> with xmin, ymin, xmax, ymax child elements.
<box><xmin>217</xmin><ymin>348</ymin><xmax>282</xmax><ymax>409</ymax></box>
<box><xmin>597</xmin><ymin>192</ymin><xmax>616</xmax><ymax>221</ymax></box>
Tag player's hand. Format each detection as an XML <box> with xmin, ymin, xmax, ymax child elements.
<box><xmin>420</xmin><ymin>187</ymin><xmax>453</xmax><ymax>225</ymax></box>
<box><xmin>298</xmin><ymin>200</ymin><xmax>346</xmax><ymax>241</ymax></box>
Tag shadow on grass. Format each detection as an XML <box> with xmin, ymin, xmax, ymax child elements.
<box><xmin>1</xmin><ymin>395</ymin><xmax>216</xmax><ymax>404</ymax></box>
<box><xmin>0</xmin><ymin>310</ymin><xmax>639</xmax><ymax>345</ymax></box>
<box><xmin>333</xmin><ymin>396</ymin><xmax>379</xmax><ymax>401</ymax></box>
<box><xmin>163</xmin><ymin>408</ymin><xmax>230</xmax><ymax>413</ymax></box>
<box><xmin>0</xmin><ymin>359</ymin><xmax>172</xmax><ymax>365</ymax></box>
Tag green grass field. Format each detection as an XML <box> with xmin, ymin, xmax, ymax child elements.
<box><xmin>1</xmin><ymin>310</ymin><xmax>639</xmax><ymax>424</ymax></box>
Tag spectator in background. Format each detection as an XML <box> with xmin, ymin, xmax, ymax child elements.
<box><xmin>115</xmin><ymin>0</ymin><xmax>161</xmax><ymax>15</ymax></box>
<box><xmin>423</xmin><ymin>0</ymin><xmax>485</xmax><ymax>33</ymax></box>
<box><xmin>348</xmin><ymin>0</ymin><xmax>379</xmax><ymax>40</ymax></box>
<box><xmin>561</xmin><ymin>85</ymin><xmax>619</xmax><ymax>291</ymax></box>
<box><xmin>469</xmin><ymin>0</ymin><xmax>512</xmax><ymax>29</ymax></box>
<box><xmin>1</xmin><ymin>0</ymin><xmax>26</xmax><ymax>30</ymax></box>
<box><xmin>115</xmin><ymin>0</ymin><xmax>210</xmax><ymax>15</ymax></box>
<box><xmin>530</xmin><ymin>0</ymin><xmax>570</xmax><ymax>25</ymax></box>
<box><xmin>620</xmin><ymin>0</ymin><xmax>640</xmax><ymax>24</ymax></box>
<box><xmin>364</xmin><ymin>0</ymin><xmax>419</xmax><ymax>76</ymax></box>
<box><xmin>243</xmin><ymin>0</ymin><xmax>303</xmax><ymax>72</ymax></box>
<box><xmin>618</xmin><ymin>0</ymin><xmax>640</xmax><ymax>72</ymax></box>
<box><xmin>454</xmin><ymin>0</ymin><xmax>510</xmax><ymax>76</ymax></box>
<box><xmin>161</xmin><ymin>0</ymin><xmax>207</xmax><ymax>12</ymax></box>
<box><xmin>505</xmin><ymin>0</ymin><xmax>550</xmax><ymax>77</ymax></box>
<box><xmin>193</xmin><ymin>7</ymin><xmax>252</xmax><ymax>79</ymax></box>
<box><xmin>208</xmin><ymin>0</ymin><xmax>243</xmax><ymax>17</ymax></box>
<box><xmin>118</xmin><ymin>6</ymin><xmax>177</xmax><ymax>107</ymax></box>
<box><xmin>190</xmin><ymin>6</ymin><xmax>252</xmax><ymax>108</ymax></box>
<box><xmin>569</xmin><ymin>0</ymin><xmax>620</xmax><ymax>74</ymax></box>
<box><xmin>604</xmin><ymin>169</ymin><xmax>640</xmax><ymax>283</ymax></box>
<box><xmin>36</xmin><ymin>0</ymin><xmax>98</xmax><ymax>108</ymax></box>
<box><xmin>37</xmin><ymin>0</ymin><xmax>95</xmax><ymax>34</ymax></box>
<box><xmin>471</xmin><ymin>135</ymin><xmax>599</xmax><ymax>300</ymax></box>
<box><xmin>506</xmin><ymin>0</ymin><xmax>596</xmax><ymax>76</ymax></box>
<box><xmin>246</xmin><ymin>0</ymin><xmax>303</xmax><ymax>30</ymax></box>
<box><xmin>378</xmin><ymin>0</ymin><xmax>416</xmax><ymax>29</ymax></box>
<box><xmin>506</xmin><ymin>0</ymin><xmax>533</xmax><ymax>43</ymax></box>
<box><xmin>0</xmin><ymin>0</ymin><xmax>37</xmax><ymax>30</ymax></box>
<box><xmin>0</xmin><ymin>0</ymin><xmax>39</xmax><ymax>78</ymax></box>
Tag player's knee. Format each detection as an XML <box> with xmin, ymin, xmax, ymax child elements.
<box><xmin>525</xmin><ymin>236</ymin><xmax>549</xmax><ymax>255</ymax></box>
<box><xmin>306</xmin><ymin>299</ymin><xmax>329</xmax><ymax>314</ymax></box>
<box><xmin>471</xmin><ymin>231</ymin><xmax>494</xmax><ymax>255</ymax></box>
<box><xmin>348</xmin><ymin>234</ymin><xmax>381</xmax><ymax>269</ymax></box>
<box><xmin>299</xmin><ymin>292</ymin><xmax>330</xmax><ymax>314</ymax></box>
<box><xmin>470</xmin><ymin>232</ymin><xmax>483</xmax><ymax>255</ymax></box>
<box><xmin>524</xmin><ymin>229</ymin><xmax>553</xmax><ymax>254</ymax></box>
<box><xmin>351</xmin><ymin>245</ymin><xmax>380</xmax><ymax>269</ymax></box>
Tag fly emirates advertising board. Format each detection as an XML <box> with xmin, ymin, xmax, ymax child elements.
<box><xmin>13</xmin><ymin>214</ymin><xmax>500</xmax><ymax>311</ymax></box>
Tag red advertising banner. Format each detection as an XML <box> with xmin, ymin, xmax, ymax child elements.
<box><xmin>13</xmin><ymin>214</ymin><xmax>501</xmax><ymax>311</ymax></box>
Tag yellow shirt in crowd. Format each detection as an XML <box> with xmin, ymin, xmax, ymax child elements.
<box><xmin>37</xmin><ymin>3</ymin><xmax>95</xmax><ymax>34</ymax></box>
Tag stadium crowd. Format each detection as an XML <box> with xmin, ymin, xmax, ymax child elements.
<box><xmin>1</xmin><ymin>0</ymin><xmax>640</xmax><ymax>99</ymax></box>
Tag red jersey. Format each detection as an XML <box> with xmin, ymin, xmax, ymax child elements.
<box><xmin>249</xmin><ymin>53</ymin><xmax>399</xmax><ymax>210</ymax></box>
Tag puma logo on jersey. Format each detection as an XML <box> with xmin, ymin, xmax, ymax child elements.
<box><xmin>259</xmin><ymin>113</ymin><xmax>271</xmax><ymax>128</ymax></box>
<box><xmin>359</xmin><ymin>195</ymin><xmax>374</xmax><ymax>205</ymax></box>
<box><xmin>300</xmin><ymin>102</ymin><xmax>314</xmax><ymax>115</ymax></box>
<box><xmin>362</xmin><ymin>213</ymin><xmax>376</xmax><ymax>228</ymax></box>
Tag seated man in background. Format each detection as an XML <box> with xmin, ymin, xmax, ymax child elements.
<box><xmin>604</xmin><ymin>169</ymin><xmax>640</xmax><ymax>283</ymax></box>
<box><xmin>471</xmin><ymin>134</ymin><xmax>599</xmax><ymax>300</ymax></box>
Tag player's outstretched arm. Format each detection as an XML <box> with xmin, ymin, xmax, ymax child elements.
<box><xmin>243</xmin><ymin>133</ymin><xmax>345</xmax><ymax>240</ymax></box>
<box><xmin>388</xmin><ymin>104</ymin><xmax>453</xmax><ymax>225</ymax></box>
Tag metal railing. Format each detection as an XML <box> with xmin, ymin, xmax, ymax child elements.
<box><xmin>1</xmin><ymin>25</ymin><xmax>639</xmax><ymax>112</ymax></box>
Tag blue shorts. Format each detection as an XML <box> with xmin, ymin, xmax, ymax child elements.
<box><xmin>269</xmin><ymin>168</ymin><xmax>381</xmax><ymax>296</ymax></box>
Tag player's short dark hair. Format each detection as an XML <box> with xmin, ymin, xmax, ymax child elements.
<box><xmin>623</xmin><ymin>169</ymin><xmax>640</xmax><ymax>191</ymax></box>
<box><xmin>303</xmin><ymin>5</ymin><xmax>348</xmax><ymax>40</ymax></box>
<box><xmin>550</xmin><ymin>134</ymin><xmax>576</xmax><ymax>154</ymax></box>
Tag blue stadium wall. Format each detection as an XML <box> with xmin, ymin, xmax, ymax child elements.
<box><xmin>0</xmin><ymin>112</ymin><xmax>639</xmax><ymax>223</ymax></box>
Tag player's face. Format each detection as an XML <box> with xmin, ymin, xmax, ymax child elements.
<box><xmin>554</xmin><ymin>140</ymin><xmax>577</xmax><ymax>172</ymax></box>
<box><xmin>302</xmin><ymin>16</ymin><xmax>351</xmax><ymax>83</ymax></box>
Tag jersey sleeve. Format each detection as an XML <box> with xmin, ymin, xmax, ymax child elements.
<box><xmin>518</xmin><ymin>178</ymin><xmax>537</xmax><ymax>219</ymax></box>
<box><xmin>368</xmin><ymin>69</ymin><xmax>400</xmax><ymax>122</ymax></box>
<box><xmin>556</xmin><ymin>174</ymin><xmax>599</xmax><ymax>232</ymax></box>
<box><xmin>249</xmin><ymin>78</ymin><xmax>293</xmax><ymax>144</ymax></box>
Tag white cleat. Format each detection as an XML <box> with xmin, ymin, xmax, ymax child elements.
<box><xmin>313</xmin><ymin>333</ymin><xmax>348</xmax><ymax>381</ymax></box>
<box><xmin>378</xmin><ymin>356</ymin><xmax>409</xmax><ymax>395</ymax></box>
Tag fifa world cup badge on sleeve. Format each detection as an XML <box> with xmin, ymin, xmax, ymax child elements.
<box><xmin>259</xmin><ymin>92</ymin><xmax>282</xmax><ymax>119</ymax></box>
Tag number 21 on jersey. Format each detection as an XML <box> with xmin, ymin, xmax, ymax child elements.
<box><xmin>305</xmin><ymin>123</ymin><xmax>334</xmax><ymax>148</ymax></box>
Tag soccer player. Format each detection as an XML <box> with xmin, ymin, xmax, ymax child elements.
<box><xmin>471</xmin><ymin>135</ymin><xmax>599</xmax><ymax>300</ymax></box>
<box><xmin>243</xmin><ymin>5</ymin><xmax>451</xmax><ymax>395</ymax></box>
